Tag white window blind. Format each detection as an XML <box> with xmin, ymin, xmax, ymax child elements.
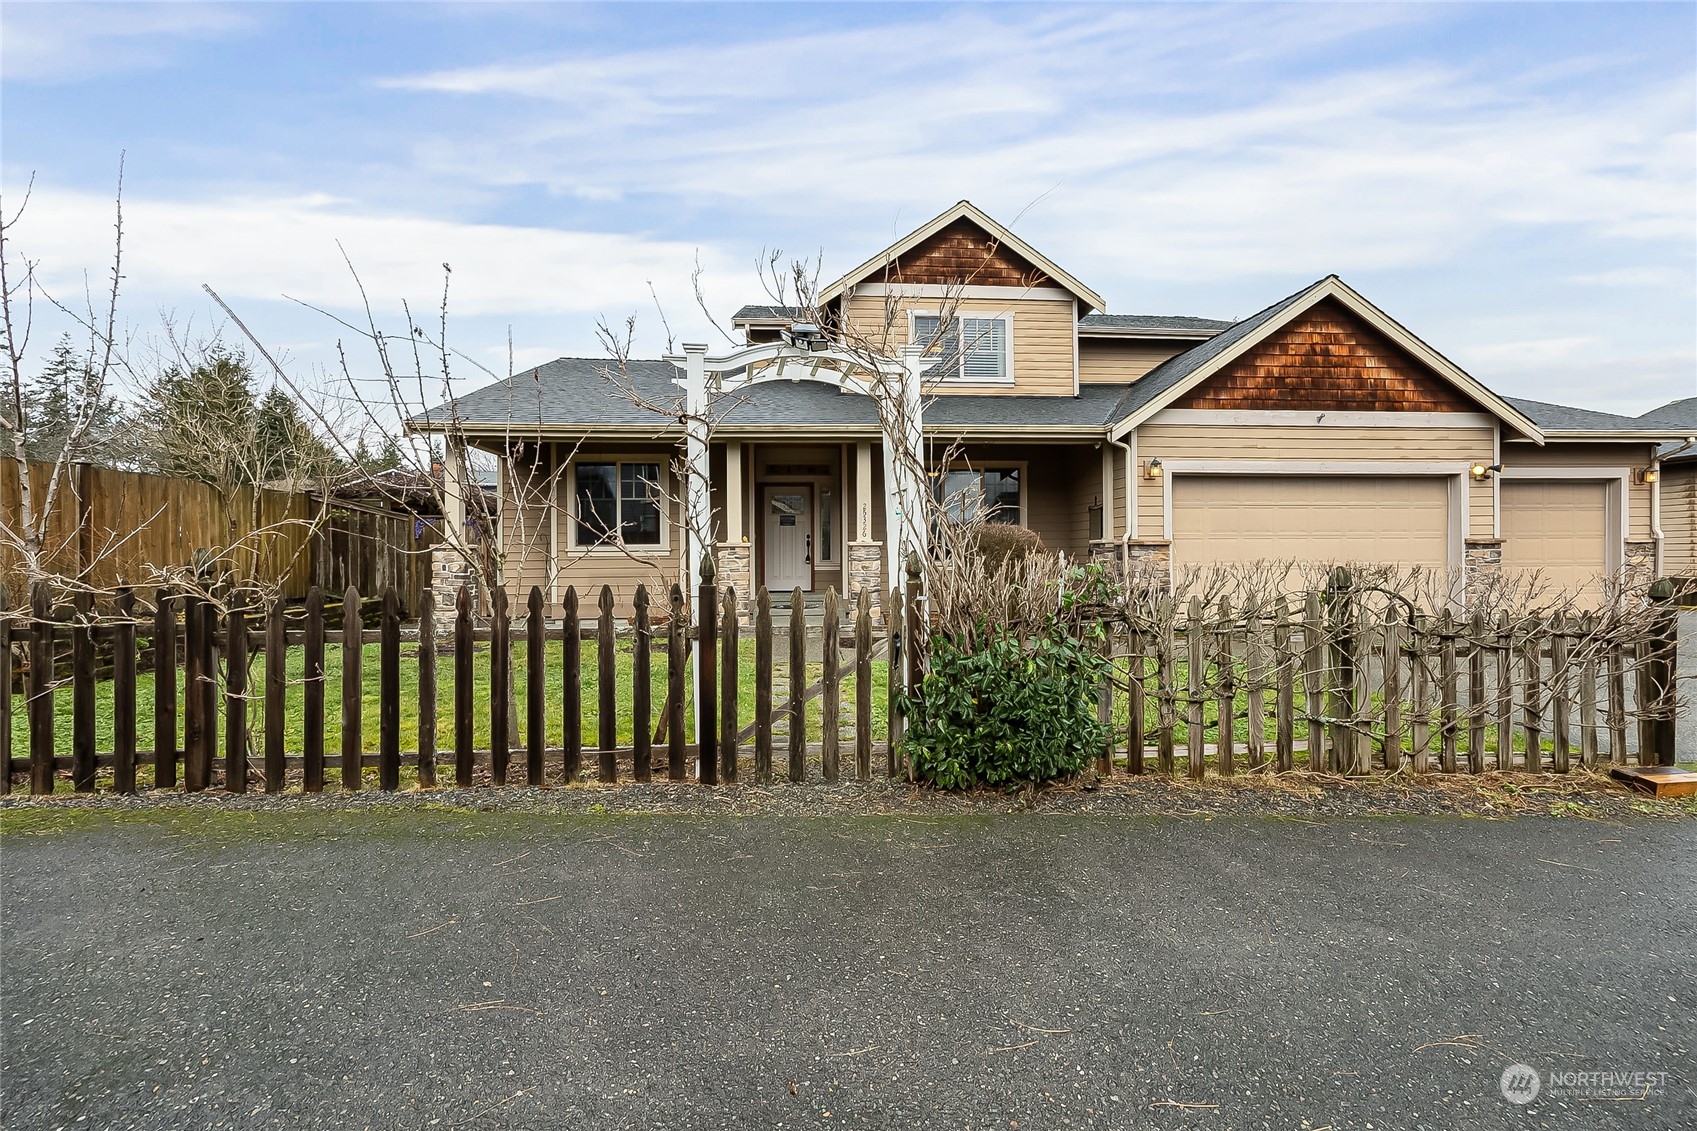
<box><xmin>912</xmin><ymin>314</ymin><xmax>1008</xmax><ymax>382</ymax></box>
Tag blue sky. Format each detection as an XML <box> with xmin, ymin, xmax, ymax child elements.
<box><xmin>3</xmin><ymin>1</ymin><xmax>1693</xmax><ymax>413</ymax></box>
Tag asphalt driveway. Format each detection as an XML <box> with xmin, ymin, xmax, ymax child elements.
<box><xmin>2</xmin><ymin>807</ymin><xmax>1692</xmax><ymax>1129</ymax></box>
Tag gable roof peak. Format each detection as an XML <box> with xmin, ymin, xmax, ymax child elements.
<box><xmin>820</xmin><ymin>200</ymin><xmax>1106</xmax><ymax>313</ymax></box>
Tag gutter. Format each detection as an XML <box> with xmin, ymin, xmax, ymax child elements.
<box><xmin>1108</xmin><ymin>433</ymin><xmax>1136</xmax><ymax>572</ymax></box>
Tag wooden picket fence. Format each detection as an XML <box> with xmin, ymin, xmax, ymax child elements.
<box><xmin>1</xmin><ymin>575</ymin><xmax>908</xmax><ymax>795</ymax></box>
<box><xmin>1</xmin><ymin>574</ymin><xmax>1679</xmax><ymax>796</ymax></box>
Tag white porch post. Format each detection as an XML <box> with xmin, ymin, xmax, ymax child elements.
<box><xmin>855</xmin><ymin>441</ymin><xmax>872</xmax><ymax>540</ymax></box>
<box><xmin>882</xmin><ymin>345</ymin><xmax>929</xmax><ymax>601</ymax></box>
<box><xmin>443</xmin><ymin>435</ymin><xmax>469</xmax><ymax>539</ymax></box>
<box><xmin>725</xmin><ymin>440</ymin><xmax>743</xmax><ymax>542</ymax></box>
<box><xmin>681</xmin><ymin>343</ymin><xmax>711</xmax><ymax>606</ymax></box>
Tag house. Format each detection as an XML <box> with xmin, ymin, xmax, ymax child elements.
<box><xmin>417</xmin><ymin>201</ymin><xmax>1686</xmax><ymax>614</ymax></box>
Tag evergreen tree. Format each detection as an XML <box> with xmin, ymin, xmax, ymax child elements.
<box><xmin>21</xmin><ymin>334</ymin><xmax>130</xmax><ymax>465</ymax></box>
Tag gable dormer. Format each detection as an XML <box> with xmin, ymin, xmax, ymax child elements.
<box><xmin>821</xmin><ymin>201</ymin><xmax>1103</xmax><ymax>396</ymax></box>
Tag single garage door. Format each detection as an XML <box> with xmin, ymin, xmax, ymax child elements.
<box><xmin>1500</xmin><ymin>479</ymin><xmax>1609</xmax><ymax>601</ymax></box>
<box><xmin>1172</xmin><ymin>475</ymin><xmax>1450</xmax><ymax>570</ymax></box>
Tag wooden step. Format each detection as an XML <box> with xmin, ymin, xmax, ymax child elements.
<box><xmin>1610</xmin><ymin>765</ymin><xmax>1697</xmax><ymax>798</ymax></box>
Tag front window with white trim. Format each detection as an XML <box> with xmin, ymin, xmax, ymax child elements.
<box><xmin>913</xmin><ymin>314</ymin><xmax>1009</xmax><ymax>383</ymax></box>
<box><xmin>574</xmin><ymin>461</ymin><xmax>662</xmax><ymax>546</ymax></box>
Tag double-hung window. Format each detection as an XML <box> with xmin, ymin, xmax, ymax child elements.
<box><xmin>574</xmin><ymin>461</ymin><xmax>662</xmax><ymax>546</ymax></box>
<box><xmin>913</xmin><ymin>314</ymin><xmax>1009</xmax><ymax>383</ymax></box>
<box><xmin>938</xmin><ymin>467</ymin><xmax>1022</xmax><ymax>525</ymax></box>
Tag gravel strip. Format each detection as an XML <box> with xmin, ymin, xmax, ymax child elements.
<box><xmin>3</xmin><ymin>767</ymin><xmax>1691</xmax><ymax>821</ymax></box>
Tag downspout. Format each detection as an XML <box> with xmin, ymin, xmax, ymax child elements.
<box><xmin>1109</xmin><ymin>433</ymin><xmax>1136</xmax><ymax>576</ymax></box>
<box><xmin>1649</xmin><ymin>435</ymin><xmax>1697</xmax><ymax>577</ymax></box>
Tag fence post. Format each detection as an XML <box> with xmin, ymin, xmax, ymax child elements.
<box><xmin>265</xmin><ymin>596</ymin><xmax>287</xmax><ymax>792</ymax></box>
<box><xmin>600</xmin><ymin>585</ymin><xmax>618</xmax><ymax>782</ymax></box>
<box><xmin>1467</xmin><ymin>611</ymin><xmax>1487</xmax><ymax>774</ymax></box>
<box><xmin>0</xmin><ymin>585</ymin><xmax>11</xmax><ymax>796</ymax></box>
<box><xmin>303</xmin><ymin>586</ymin><xmax>325</xmax><ymax>793</ymax></box>
<box><xmin>379</xmin><ymin>587</ymin><xmax>401</xmax><ymax>791</ymax></box>
<box><xmin>1438</xmin><ymin>608</ymin><xmax>1458</xmax><ymax>775</ymax></box>
<box><xmin>1186</xmin><ymin>595</ymin><xmax>1205</xmax><ymax>779</ymax></box>
<box><xmin>886</xmin><ymin>586</ymin><xmax>901</xmax><ymax>773</ymax></box>
<box><xmin>1648</xmin><ymin>578</ymin><xmax>1678</xmax><ymax>766</ymax></box>
<box><xmin>1272</xmin><ymin>601</ymin><xmax>1293</xmax><ymax>773</ymax></box>
<box><xmin>526</xmin><ymin>586</ymin><xmax>546</xmax><ymax>787</ymax></box>
<box><xmin>1245</xmin><ymin>602</ymin><xmax>1265</xmax><ymax>772</ymax></box>
<box><xmin>1301</xmin><ymin>592</ymin><xmax>1325</xmax><ymax>772</ymax></box>
<box><xmin>1578</xmin><ymin>612</ymin><xmax>1599</xmax><ymax>769</ymax></box>
<box><xmin>667</xmin><ymin>584</ymin><xmax>686</xmax><ymax>781</ymax></box>
<box><xmin>1324</xmin><ymin>567</ymin><xmax>1355</xmax><ymax>774</ymax></box>
<box><xmin>755</xmin><ymin>586</ymin><xmax>773</xmax><ymax>783</ymax></box>
<box><xmin>489</xmin><ymin>586</ymin><xmax>509</xmax><ymax>788</ymax></box>
<box><xmin>72</xmin><ymin>592</ymin><xmax>96</xmax><ymax>793</ymax></box>
<box><xmin>902</xmin><ymin>561</ymin><xmax>925</xmax><ymax>782</ymax></box>
<box><xmin>342</xmin><ymin>584</ymin><xmax>363</xmax><ymax>790</ymax></box>
<box><xmin>698</xmin><ymin>558</ymin><xmax>719</xmax><ymax>786</ymax></box>
<box><xmin>633</xmin><ymin>585</ymin><xmax>652</xmax><ymax>783</ymax></box>
<box><xmin>1127</xmin><ymin>619</ymin><xmax>1147</xmax><ymax>776</ymax></box>
<box><xmin>224</xmin><ymin>595</ymin><xmax>248</xmax><ymax>793</ymax></box>
<box><xmin>1522</xmin><ymin>619</ymin><xmax>1543</xmax><ymax>772</ymax></box>
<box><xmin>417</xmin><ymin>590</ymin><xmax>436</xmax><ymax>789</ymax></box>
<box><xmin>183</xmin><ymin>593</ymin><xmax>211</xmax><ymax>793</ymax></box>
<box><xmin>1382</xmin><ymin>605</ymin><xmax>1403</xmax><ymax>773</ymax></box>
<box><xmin>27</xmin><ymin>584</ymin><xmax>54</xmax><ymax>795</ymax></box>
<box><xmin>1550</xmin><ymin>611</ymin><xmax>1570</xmax><ymax>774</ymax></box>
<box><xmin>1156</xmin><ymin>596</ymin><xmax>1176</xmax><ymax>776</ymax></box>
<box><xmin>1214</xmin><ymin>596</ymin><xmax>1234</xmax><ymax>777</ymax></box>
<box><xmin>854</xmin><ymin>587</ymin><xmax>872</xmax><ymax>781</ymax></box>
<box><xmin>821</xmin><ymin>586</ymin><xmax>840</xmax><ymax>783</ymax></box>
<box><xmin>1495</xmin><ymin>610</ymin><xmax>1514</xmax><ymax>772</ymax></box>
<box><xmin>454</xmin><ymin>584</ymin><xmax>473</xmax><ymax>786</ymax></box>
<box><xmin>561</xmin><ymin>586</ymin><xmax>581</xmax><ymax>783</ymax></box>
<box><xmin>788</xmin><ymin>586</ymin><xmax>806</xmax><ymax>783</ymax></box>
<box><xmin>721</xmin><ymin>586</ymin><xmax>739</xmax><ymax>783</ymax></box>
<box><xmin>113</xmin><ymin>587</ymin><xmax>137</xmax><ymax>794</ymax></box>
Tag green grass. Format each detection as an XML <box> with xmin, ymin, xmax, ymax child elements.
<box><xmin>10</xmin><ymin>640</ymin><xmax>892</xmax><ymax>758</ymax></box>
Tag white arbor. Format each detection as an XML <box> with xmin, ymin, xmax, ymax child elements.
<box><xmin>671</xmin><ymin>338</ymin><xmax>929</xmax><ymax>612</ymax></box>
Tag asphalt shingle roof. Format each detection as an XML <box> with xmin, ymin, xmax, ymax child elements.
<box><xmin>1636</xmin><ymin>397</ymin><xmax>1697</xmax><ymax>431</ymax></box>
<box><xmin>1078</xmin><ymin>313</ymin><xmax>1233</xmax><ymax>334</ymax></box>
<box><xmin>416</xmin><ymin>357</ymin><xmax>1131</xmax><ymax>431</ymax></box>
<box><xmin>731</xmin><ymin>305</ymin><xmax>804</xmax><ymax>322</ymax></box>
<box><xmin>1501</xmin><ymin>397</ymin><xmax>1641</xmax><ymax>432</ymax></box>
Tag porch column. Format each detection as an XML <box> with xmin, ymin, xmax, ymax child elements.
<box><xmin>681</xmin><ymin>343</ymin><xmax>711</xmax><ymax>604</ymax></box>
<box><xmin>431</xmin><ymin>435</ymin><xmax>478</xmax><ymax>616</ymax></box>
<box><xmin>718</xmin><ymin>440</ymin><xmax>751</xmax><ymax>620</ymax></box>
<box><xmin>882</xmin><ymin>346</ymin><xmax>929</xmax><ymax>599</ymax></box>
<box><xmin>848</xmin><ymin>439</ymin><xmax>882</xmax><ymax>621</ymax></box>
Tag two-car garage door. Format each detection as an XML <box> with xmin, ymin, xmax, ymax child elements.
<box><xmin>1172</xmin><ymin>476</ymin><xmax>1450</xmax><ymax>570</ymax></box>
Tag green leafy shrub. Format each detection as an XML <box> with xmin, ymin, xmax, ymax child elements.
<box><xmin>899</xmin><ymin>578</ymin><xmax>1111</xmax><ymax>789</ymax></box>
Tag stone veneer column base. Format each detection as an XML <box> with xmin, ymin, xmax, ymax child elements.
<box><xmin>715</xmin><ymin>542</ymin><xmax>752</xmax><ymax>621</ymax></box>
<box><xmin>430</xmin><ymin>546</ymin><xmax>482</xmax><ymax>626</ymax></box>
<box><xmin>1087</xmin><ymin>540</ymin><xmax>1125</xmax><ymax>583</ymax></box>
<box><xmin>1624</xmin><ymin>540</ymin><xmax>1657</xmax><ymax>590</ymax></box>
<box><xmin>847</xmin><ymin>540</ymin><xmax>885</xmax><ymax>624</ymax></box>
<box><xmin>1124</xmin><ymin>541</ymin><xmax>1171</xmax><ymax>593</ymax></box>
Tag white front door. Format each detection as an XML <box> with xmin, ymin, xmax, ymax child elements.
<box><xmin>764</xmin><ymin>487</ymin><xmax>813</xmax><ymax>592</ymax></box>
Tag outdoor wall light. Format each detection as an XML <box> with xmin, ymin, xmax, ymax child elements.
<box><xmin>1636</xmin><ymin>466</ymin><xmax>1660</xmax><ymax>485</ymax></box>
<box><xmin>1144</xmin><ymin>458</ymin><xmax>1164</xmax><ymax>479</ymax></box>
<box><xmin>1469</xmin><ymin>462</ymin><xmax>1502</xmax><ymax>480</ymax></box>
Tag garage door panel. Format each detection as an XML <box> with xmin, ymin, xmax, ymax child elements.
<box><xmin>1173</xmin><ymin>476</ymin><xmax>1449</xmax><ymax>570</ymax></box>
<box><xmin>1500</xmin><ymin>479</ymin><xmax>1608</xmax><ymax>602</ymax></box>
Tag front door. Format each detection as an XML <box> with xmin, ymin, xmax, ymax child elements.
<box><xmin>763</xmin><ymin>486</ymin><xmax>813</xmax><ymax>592</ymax></box>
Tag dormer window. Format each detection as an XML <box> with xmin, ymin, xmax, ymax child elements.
<box><xmin>912</xmin><ymin>313</ymin><xmax>1010</xmax><ymax>383</ymax></box>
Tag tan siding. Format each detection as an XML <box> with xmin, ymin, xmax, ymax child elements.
<box><xmin>1133</xmin><ymin>423</ymin><xmax>1496</xmax><ymax>542</ymax></box>
<box><xmin>502</xmin><ymin>442</ymin><xmax>682</xmax><ymax>617</ymax></box>
<box><xmin>841</xmin><ymin>293</ymin><xmax>1077</xmax><ymax>396</ymax></box>
<box><xmin>1505</xmin><ymin>441</ymin><xmax>1656</xmax><ymax>539</ymax></box>
<box><xmin>1078</xmin><ymin>339</ymin><xmax>1188</xmax><ymax>383</ymax></box>
<box><xmin>1662</xmin><ymin>462</ymin><xmax>1697</xmax><ymax>578</ymax></box>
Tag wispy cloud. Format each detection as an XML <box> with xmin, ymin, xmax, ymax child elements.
<box><xmin>0</xmin><ymin>2</ymin><xmax>256</xmax><ymax>82</ymax></box>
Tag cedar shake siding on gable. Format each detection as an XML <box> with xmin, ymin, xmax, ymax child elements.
<box><xmin>1173</xmin><ymin>298</ymin><xmax>1478</xmax><ymax>413</ymax></box>
<box><xmin>882</xmin><ymin>218</ymin><xmax>1052</xmax><ymax>289</ymax></box>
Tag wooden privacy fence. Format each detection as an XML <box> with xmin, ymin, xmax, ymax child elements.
<box><xmin>2</xmin><ymin>460</ymin><xmax>433</xmax><ymax>606</ymax></box>
<box><xmin>1</xmin><ymin>574</ymin><xmax>1679</xmax><ymax>796</ymax></box>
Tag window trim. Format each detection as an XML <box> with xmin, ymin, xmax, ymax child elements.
<box><xmin>565</xmin><ymin>457</ymin><xmax>672</xmax><ymax>552</ymax></box>
<box><xmin>908</xmin><ymin>308</ymin><xmax>1016</xmax><ymax>386</ymax></box>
